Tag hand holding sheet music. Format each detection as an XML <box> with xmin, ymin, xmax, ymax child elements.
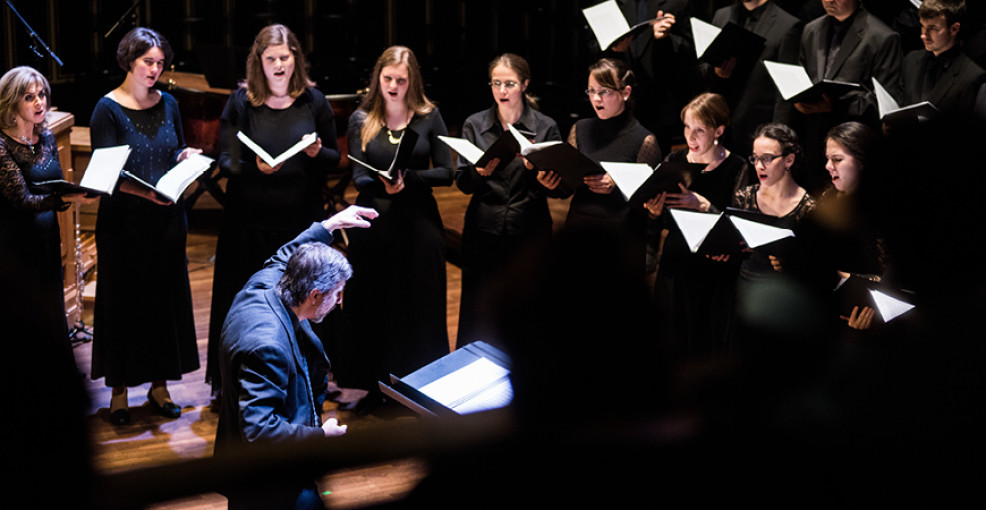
<box><xmin>348</xmin><ymin>129</ymin><xmax>420</xmax><ymax>184</ymax></box>
<box><xmin>237</xmin><ymin>130</ymin><xmax>317</xmax><ymax>171</ymax></box>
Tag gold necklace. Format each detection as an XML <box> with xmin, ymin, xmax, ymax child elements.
<box><xmin>387</xmin><ymin>128</ymin><xmax>403</xmax><ymax>145</ymax></box>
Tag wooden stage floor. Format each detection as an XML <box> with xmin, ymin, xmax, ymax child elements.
<box><xmin>70</xmin><ymin>182</ymin><xmax>569</xmax><ymax>509</ymax></box>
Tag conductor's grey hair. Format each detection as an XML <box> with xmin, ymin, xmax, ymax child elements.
<box><xmin>276</xmin><ymin>243</ymin><xmax>352</xmax><ymax>308</ymax></box>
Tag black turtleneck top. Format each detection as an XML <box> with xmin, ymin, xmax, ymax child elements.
<box><xmin>564</xmin><ymin>109</ymin><xmax>661</xmax><ymax>228</ymax></box>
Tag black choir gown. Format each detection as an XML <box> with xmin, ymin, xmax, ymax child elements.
<box><xmin>206</xmin><ymin>87</ymin><xmax>339</xmax><ymax>394</ymax></box>
<box><xmin>652</xmin><ymin>149</ymin><xmax>750</xmax><ymax>359</ymax></box>
<box><xmin>89</xmin><ymin>92</ymin><xmax>199</xmax><ymax>387</ymax></box>
<box><xmin>563</xmin><ymin>109</ymin><xmax>662</xmax><ymax>281</ymax></box>
<box><xmin>334</xmin><ymin>108</ymin><xmax>453</xmax><ymax>392</ymax></box>
<box><xmin>454</xmin><ymin>105</ymin><xmax>561</xmax><ymax>348</ymax></box>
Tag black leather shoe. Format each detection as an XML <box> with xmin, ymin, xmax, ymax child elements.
<box><xmin>110</xmin><ymin>407</ymin><xmax>131</xmax><ymax>426</ymax></box>
<box><xmin>147</xmin><ymin>389</ymin><xmax>181</xmax><ymax>419</ymax></box>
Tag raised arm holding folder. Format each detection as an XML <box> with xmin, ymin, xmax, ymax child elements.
<box><xmin>690</xmin><ymin>17</ymin><xmax>765</xmax><ymax>67</ymax></box>
<box><xmin>348</xmin><ymin>129</ymin><xmax>420</xmax><ymax>184</ymax></box>
<box><xmin>763</xmin><ymin>60</ymin><xmax>862</xmax><ymax>104</ymax></box>
<box><xmin>582</xmin><ymin>0</ymin><xmax>658</xmax><ymax>51</ymax></box>
<box><xmin>32</xmin><ymin>144</ymin><xmax>131</xmax><ymax>196</ymax></box>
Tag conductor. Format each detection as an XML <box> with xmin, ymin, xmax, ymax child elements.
<box><xmin>214</xmin><ymin>205</ymin><xmax>377</xmax><ymax>510</ymax></box>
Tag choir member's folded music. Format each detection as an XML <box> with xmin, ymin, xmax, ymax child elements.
<box><xmin>30</xmin><ymin>144</ymin><xmax>131</xmax><ymax>196</ymax></box>
<box><xmin>872</xmin><ymin>77</ymin><xmax>939</xmax><ymax>125</ymax></box>
<box><xmin>506</xmin><ymin>123</ymin><xmax>603</xmax><ymax>189</ymax></box>
<box><xmin>237</xmin><ymin>130</ymin><xmax>317</xmax><ymax>168</ymax></box>
<box><xmin>833</xmin><ymin>274</ymin><xmax>916</xmax><ymax>324</ymax></box>
<box><xmin>668</xmin><ymin>207</ymin><xmax>795</xmax><ymax>259</ymax></box>
<box><xmin>763</xmin><ymin>60</ymin><xmax>861</xmax><ymax>104</ymax></box>
<box><xmin>690</xmin><ymin>17</ymin><xmax>765</xmax><ymax>67</ymax></box>
<box><xmin>348</xmin><ymin>128</ymin><xmax>419</xmax><ymax>184</ymax></box>
<box><xmin>119</xmin><ymin>152</ymin><xmax>215</xmax><ymax>203</ymax></box>
<box><xmin>438</xmin><ymin>126</ymin><xmax>529</xmax><ymax>173</ymax></box>
<box><xmin>603</xmin><ymin>160</ymin><xmax>704</xmax><ymax>211</ymax></box>
<box><xmin>582</xmin><ymin>0</ymin><xmax>660</xmax><ymax>51</ymax></box>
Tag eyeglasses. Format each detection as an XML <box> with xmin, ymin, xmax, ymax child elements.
<box><xmin>585</xmin><ymin>87</ymin><xmax>617</xmax><ymax>98</ymax></box>
<box><xmin>748</xmin><ymin>154</ymin><xmax>784</xmax><ymax>166</ymax></box>
<box><xmin>489</xmin><ymin>80</ymin><xmax>520</xmax><ymax>90</ymax></box>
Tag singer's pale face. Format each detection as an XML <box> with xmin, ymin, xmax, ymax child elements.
<box><xmin>683</xmin><ymin>110</ymin><xmax>720</xmax><ymax>158</ymax></box>
<box><xmin>261</xmin><ymin>43</ymin><xmax>296</xmax><ymax>91</ymax></box>
<box><xmin>489</xmin><ymin>64</ymin><xmax>527</xmax><ymax>111</ymax></box>
<box><xmin>380</xmin><ymin>63</ymin><xmax>410</xmax><ymax>106</ymax></box>
<box><xmin>130</xmin><ymin>46</ymin><xmax>166</xmax><ymax>90</ymax></box>
<box><xmin>825</xmin><ymin>138</ymin><xmax>862</xmax><ymax>193</ymax></box>
<box><xmin>17</xmin><ymin>82</ymin><xmax>48</xmax><ymax>127</ymax></box>
<box><xmin>587</xmin><ymin>75</ymin><xmax>626</xmax><ymax>120</ymax></box>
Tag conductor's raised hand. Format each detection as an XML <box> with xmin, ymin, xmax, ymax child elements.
<box><xmin>843</xmin><ymin>305</ymin><xmax>876</xmax><ymax>331</ymax></box>
<box><xmin>322</xmin><ymin>205</ymin><xmax>379</xmax><ymax>231</ymax></box>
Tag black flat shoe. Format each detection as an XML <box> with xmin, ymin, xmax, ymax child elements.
<box><xmin>110</xmin><ymin>407</ymin><xmax>131</xmax><ymax>426</ymax></box>
<box><xmin>147</xmin><ymin>389</ymin><xmax>181</xmax><ymax>419</ymax></box>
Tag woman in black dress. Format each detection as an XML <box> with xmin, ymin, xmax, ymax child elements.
<box><xmin>648</xmin><ymin>92</ymin><xmax>750</xmax><ymax>360</ymax></box>
<box><xmin>89</xmin><ymin>28</ymin><xmax>203</xmax><ymax>425</ymax></box>
<box><xmin>560</xmin><ymin>58</ymin><xmax>662</xmax><ymax>282</ymax></box>
<box><xmin>454</xmin><ymin>53</ymin><xmax>562</xmax><ymax>348</ymax></box>
<box><xmin>338</xmin><ymin>46</ymin><xmax>453</xmax><ymax>407</ymax></box>
<box><xmin>206</xmin><ymin>24</ymin><xmax>339</xmax><ymax>398</ymax></box>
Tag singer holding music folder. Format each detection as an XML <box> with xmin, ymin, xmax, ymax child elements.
<box><xmin>88</xmin><ymin>28</ymin><xmax>203</xmax><ymax>425</ymax></box>
<box><xmin>453</xmin><ymin>53</ymin><xmax>562</xmax><ymax>349</ymax></box>
<box><xmin>559</xmin><ymin>58</ymin><xmax>661</xmax><ymax>283</ymax></box>
<box><xmin>336</xmin><ymin>46</ymin><xmax>453</xmax><ymax>413</ymax></box>
<box><xmin>206</xmin><ymin>24</ymin><xmax>340</xmax><ymax>400</ymax></box>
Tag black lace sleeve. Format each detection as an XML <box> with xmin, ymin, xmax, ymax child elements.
<box><xmin>0</xmin><ymin>136</ymin><xmax>62</xmax><ymax>213</ymax></box>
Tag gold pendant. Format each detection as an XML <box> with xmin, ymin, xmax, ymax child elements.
<box><xmin>387</xmin><ymin>129</ymin><xmax>403</xmax><ymax>145</ymax></box>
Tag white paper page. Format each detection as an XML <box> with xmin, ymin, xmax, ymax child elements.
<box><xmin>872</xmin><ymin>77</ymin><xmax>900</xmax><ymax>117</ymax></box>
<box><xmin>155</xmin><ymin>153</ymin><xmax>214</xmax><ymax>202</ymax></box>
<box><xmin>80</xmin><ymin>145</ymin><xmax>131</xmax><ymax>194</ymax></box>
<box><xmin>669</xmin><ymin>208</ymin><xmax>721</xmax><ymax>253</ymax></box>
<box><xmin>438</xmin><ymin>135</ymin><xmax>484</xmax><ymax>165</ymax></box>
<box><xmin>869</xmin><ymin>290</ymin><xmax>915</xmax><ymax>322</ymax></box>
<box><xmin>237</xmin><ymin>131</ymin><xmax>316</xmax><ymax>167</ymax></box>
<box><xmin>763</xmin><ymin>60</ymin><xmax>814</xmax><ymax>101</ymax></box>
<box><xmin>451</xmin><ymin>379</ymin><xmax>514</xmax><ymax>415</ymax></box>
<box><xmin>690</xmin><ymin>17</ymin><xmax>721</xmax><ymax>59</ymax></box>
<box><xmin>601</xmin><ymin>161</ymin><xmax>653</xmax><ymax>201</ymax></box>
<box><xmin>418</xmin><ymin>357</ymin><xmax>512</xmax><ymax>413</ymax></box>
<box><xmin>347</xmin><ymin>155</ymin><xmax>394</xmax><ymax>181</ymax></box>
<box><xmin>910</xmin><ymin>0</ymin><xmax>922</xmax><ymax>8</ymax></box>
<box><xmin>728</xmin><ymin>216</ymin><xmax>794</xmax><ymax>249</ymax></box>
<box><xmin>508</xmin><ymin>123</ymin><xmax>561</xmax><ymax>156</ymax></box>
<box><xmin>582</xmin><ymin>0</ymin><xmax>632</xmax><ymax>50</ymax></box>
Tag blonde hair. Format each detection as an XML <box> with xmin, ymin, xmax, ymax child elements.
<box><xmin>243</xmin><ymin>24</ymin><xmax>315</xmax><ymax>107</ymax></box>
<box><xmin>680</xmin><ymin>92</ymin><xmax>731</xmax><ymax>129</ymax></box>
<box><xmin>0</xmin><ymin>66</ymin><xmax>51</xmax><ymax>136</ymax></box>
<box><xmin>357</xmin><ymin>46</ymin><xmax>435</xmax><ymax>150</ymax></box>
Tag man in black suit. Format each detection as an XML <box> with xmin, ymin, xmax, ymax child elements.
<box><xmin>707</xmin><ymin>0</ymin><xmax>804</xmax><ymax>154</ymax></box>
<box><xmin>901</xmin><ymin>0</ymin><xmax>986</xmax><ymax>117</ymax></box>
<box><xmin>793</xmin><ymin>0</ymin><xmax>902</xmax><ymax>195</ymax></box>
<box><xmin>609</xmin><ymin>0</ymin><xmax>703</xmax><ymax>155</ymax></box>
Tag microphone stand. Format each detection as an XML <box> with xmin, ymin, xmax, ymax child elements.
<box><xmin>4</xmin><ymin>0</ymin><xmax>63</xmax><ymax>66</ymax></box>
<box><xmin>104</xmin><ymin>0</ymin><xmax>143</xmax><ymax>39</ymax></box>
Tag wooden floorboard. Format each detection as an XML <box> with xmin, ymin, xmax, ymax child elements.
<box><xmin>72</xmin><ymin>180</ymin><xmax>567</xmax><ymax>509</ymax></box>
